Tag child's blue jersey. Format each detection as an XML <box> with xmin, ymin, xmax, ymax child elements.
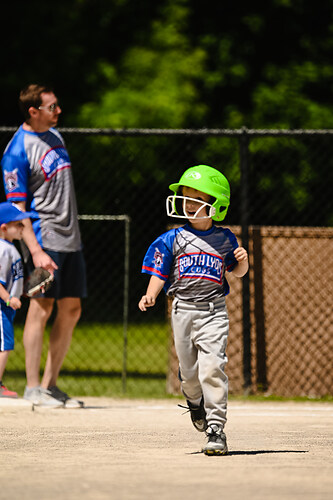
<box><xmin>0</xmin><ymin>239</ymin><xmax>24</xmax><ymax>351</ymax></box>
<box><xmin>142</xmin><ymin>223</ymin><xmax>239</xmax><ymax>302</ymax></box>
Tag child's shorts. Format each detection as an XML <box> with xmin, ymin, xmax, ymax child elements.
<box><xmin>0</xmin><ymin>302</ymin><xmax>16</xmax><ymax>351</ymax></box>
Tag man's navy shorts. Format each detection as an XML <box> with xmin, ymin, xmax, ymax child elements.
<box><xmin>43</xmin><ymin>249</ymin><xmax>88</xmax><ymax>299</ymax></box>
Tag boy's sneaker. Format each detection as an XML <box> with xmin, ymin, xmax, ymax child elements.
<box><xmin>0</xmin><ymin>384</ymin><xmax>18</xmax><ymax>398</ymax></box>
<box><xmin>23</xmin><ymin>386</ymin><xmax>64</xmax><ymax>408</ymax></box>
<box><xmin>48</xmin><ymin>385</ymin><xmax>84</xmax><ymax>409</ymax></box>
<box><xmin>202</xmin><ymin>424</ymin><xmax>228</xmax><ymax>456</ymax></box>
<box><xmin>179</xmin><ymin>398</ymin><xmax>208</xmax><ymax>432</ymax></box>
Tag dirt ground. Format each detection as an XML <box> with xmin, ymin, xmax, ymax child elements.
<box><xmin>0</xmin><ymin>397</ymin><xmax>332</xmax><ymax>500</ymax></box>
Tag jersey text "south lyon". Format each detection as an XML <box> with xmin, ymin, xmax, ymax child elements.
<box><xmin>178</xmin><ymin>252</ymin><xmax>223</xmax><ymax>283</ymax></box>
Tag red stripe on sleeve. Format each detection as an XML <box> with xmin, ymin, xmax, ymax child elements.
<box><xmin>6</xmin><ymin>192</ymin><xmax>27</xmax><ymax>199</ymax></box>
<box><xmin>142</xmin><ymin>266</ymin><xmax>168</xmax><ymax>280</ymax></box>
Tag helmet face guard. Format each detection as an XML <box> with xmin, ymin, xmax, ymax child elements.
<box><xmin>168</xmin><ymin>165</ymin><xmax>230</xmax><ymax>222</ymax></box>
<box><xmin>166</xmin><ymin>195</ymin><xmax>216</xmax><ymax>219</ymax></box>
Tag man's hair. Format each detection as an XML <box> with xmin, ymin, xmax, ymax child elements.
<box><xmin>19</xmin><ymin>83</ymin><xmax>54</xmax><ymax>120</ymax></box>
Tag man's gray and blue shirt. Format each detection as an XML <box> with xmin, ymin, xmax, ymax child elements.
<box><xmin>1</xmin><ymin>125</ymin><xmax>81</xmax><ymax>252</ymax></box>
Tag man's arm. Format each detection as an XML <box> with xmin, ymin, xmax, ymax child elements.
<box><xmin>14</xmin><ymin>201</ymin><xmax>58</xmax><ymax>274</ymax></box>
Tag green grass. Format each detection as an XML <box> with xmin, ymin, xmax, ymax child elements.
<box><xmin>4</xmin><ymin>321</ymin><xmax>333</xmax><ymax>402</ymax></box>
<box><xmin>5</xmin><ymin>322</ymin><xmax>171</xmax><ymax>398</ymax></box>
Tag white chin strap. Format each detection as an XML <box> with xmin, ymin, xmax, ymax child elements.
<box><xmin>166</xmin><ymin>195</ymin><xmax>216</xmax><ymax>219</ymax></box>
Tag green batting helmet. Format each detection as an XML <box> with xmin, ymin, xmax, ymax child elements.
<box><xmin>169</xmin><ymin>165</ymin><xmax>230</xmax><ymax>221</ymax></box>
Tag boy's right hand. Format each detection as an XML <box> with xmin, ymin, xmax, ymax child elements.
<box><xmin>138</xmin><ymin>295</ymin><xmax>156</xmax><ymax>311</ymax></box>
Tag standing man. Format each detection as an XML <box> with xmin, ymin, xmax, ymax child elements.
<box><xmin>1</xmin><ymin>84</ymin><xmax>87</xmax><ymax>408</ymax></box>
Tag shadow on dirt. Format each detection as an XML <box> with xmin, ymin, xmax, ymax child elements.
<box><xmin>189</xmin><ymin>449</ymin><xmax>308</xmax><ymax>456</ymax></box>
<box><xmin>227</xmin><ymin>450</ymin><xmax>308</xmax><ymax>456</ymax></box>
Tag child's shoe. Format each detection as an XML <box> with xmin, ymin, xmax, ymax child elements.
<box><xmin>202</xmin><ymin>424</ymin><xmax>228</xmax><ymax>456</ymax></box>
<box><xmin>179</xmin><ymin>397</ymin><xmax>208</xmax><ymax>432</ymax></box>
<box><xmin>0</xmin><ymin>383</ymin><xmax>18</xmax><ymax>398</ymax></box>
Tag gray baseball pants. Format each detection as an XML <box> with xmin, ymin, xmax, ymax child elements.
<box><xmin>171</xmin><ymin>296</ymin><xmax>229</xmax><ymax>428</ymax></box>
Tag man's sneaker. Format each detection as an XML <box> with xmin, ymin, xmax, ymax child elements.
<box><xmin>0</xmin><ymin>384</ymin><xmax>18</xmax><ymax>398</ymax></box>
<box><xmin>179</xmin><ymin>398</ymin><xmax>208</xmax><ymax>432</ymax></box>
<box><xmin>48</xmin><ymin>385</ymin><xmax>84</xmax><ymax>409</ymax></box>
<box><xmin>23</xmin><ymin>386</ymin><xmax>64</xmax><ymax>408</ymax></box>
<box><xmin>202</xmin><ymin>424</ymin><xmax>228</xmax><ymax>456</ymax></box>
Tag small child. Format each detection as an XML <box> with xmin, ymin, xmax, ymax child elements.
<box><xmin>0</xmin><ymin>202</ymin><xmax>34</xmax><ymax>397</ymax></box>
<box><xmin>138</xmin><ymin>165</ymin><xmax>248</xmax><ymax>455</ymax></box>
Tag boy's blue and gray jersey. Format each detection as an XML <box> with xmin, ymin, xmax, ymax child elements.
<box><xmin>1</xmin><ymin>125</ymin><xmax>81</xmax><ymax>252</ymax></box>
<box><xmin>142</xmin><ymin>224</ymin><xmax>239</xmax><ymax>302</ymax></box>
<box><xmin>0</xmin><ymin>239</ymin><xmax>24</xmax><ymax>351</ymax></box>
<box><xmin>0</xmin><ymin>239</ymin><xmax>24</xmax><ymax>300</ymax></box>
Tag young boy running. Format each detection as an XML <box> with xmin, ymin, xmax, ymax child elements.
<box><xmin>138</xmin><ymin>165</ymin><xmax>248</xmax><ymax>455</ymax></box>
<box><xmin>0</xmin><ymin>202</ymin><xmax>34</xmax><ymax>397</ymax></box>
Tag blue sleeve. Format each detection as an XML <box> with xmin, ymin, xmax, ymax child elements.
<box><xmin>224</xmin><ymin>229</ymin><xmax>239</xmax><ymax>272</ymax></box>
<box><xmin>141</xmin><ymin>230</ymin><xmax>176</xmax><ymax>282</ymax></box>
<box><xmin>1</xmin><ymin>133</ymin><xmax>30</xmax><ymax>202</ymax></box>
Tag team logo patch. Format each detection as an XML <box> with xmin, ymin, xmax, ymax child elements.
<box><xmin>4</xmin><ymin>169</ymin><xmax>18</xmax><ymax>192</ymax></box>
<box><xmin>12</xmin><ymin>260</ymin><xmax>24</xmax><ymax>280</ymax></box>
<box><xmin>178</xmin><ymin>252</ymin><xmax>223</xmax><ymax>283</ymax></box>
<box><xmin>39</xmin><ymin>146</ymin><xmax>71</xmax><ymax>181</ymax></box>
<box><xmin>153</xmin><ymin>248</ymin><xmax>164</xmax><ymax>268</ymax></box>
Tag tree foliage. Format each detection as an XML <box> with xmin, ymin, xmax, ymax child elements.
<box><xmin>1</xmin><ymin>0</ymin><xmax>333</xmax><ymax>128</ymax></box>
<box><xmin>77</xmin><ymin>2</ymin><xmax>208</xmax><ymax>127</ymax></box>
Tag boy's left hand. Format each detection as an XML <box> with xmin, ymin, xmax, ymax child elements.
<box><xmin>234</xmin><ymin>246</ymin><xmax>248</xmax><ymax>262</ymax></box>
<box><xmin>8</xmin><ymin>297</ymin><xmax>22</xmax><ymax>310</ymax></box>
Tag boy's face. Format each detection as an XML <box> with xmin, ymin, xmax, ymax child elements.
<box><xmin>1</xmin><ymin>220</ymin><xmax>25</xmax><ymax>242</ymax></box>
<box><xmin>182</xmin><ymin>187</ymin><xmax>213</xmax><ymax>229</ymax></box>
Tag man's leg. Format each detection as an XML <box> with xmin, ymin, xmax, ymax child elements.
<box><xmin>41</xmin><ymin>297</ymin><xmax>81</xmax><ymax>389</ymax></box>
<box><xmin>23</xmin><ymin>298</ymin><xmax>54</xmax><ymax>388</ymax></box>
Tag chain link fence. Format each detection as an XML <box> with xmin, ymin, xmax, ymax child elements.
<box><xmin>0</xmin><ymin>127</ymin><xmax>332</xmax><ymax>397</ymax></box>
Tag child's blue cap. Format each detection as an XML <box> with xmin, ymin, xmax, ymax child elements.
<box><xmin>0</xmin><ymin>202</ymin><xmax>35</xmax><ymax>225</ymax></box>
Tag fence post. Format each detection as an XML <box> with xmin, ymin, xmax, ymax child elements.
<box><xmin>239</xmin><ymin>127</ymin><xmax>252</xmax><ymax>393</ymax></box>
<box><xmin>122</xmin><ymin>216</ymin><xmax>131</xmax><ymax>393</ymax></box>
<box><xmin>252</xmin><ymin>227</ymin><xmax>268</xmax><ymax>392</ymax></box>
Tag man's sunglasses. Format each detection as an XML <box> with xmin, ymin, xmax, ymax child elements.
<box><xmin>38</xmin><ymin>102</ymin><xmax>59</xmax><ymax>112</ymax></box>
